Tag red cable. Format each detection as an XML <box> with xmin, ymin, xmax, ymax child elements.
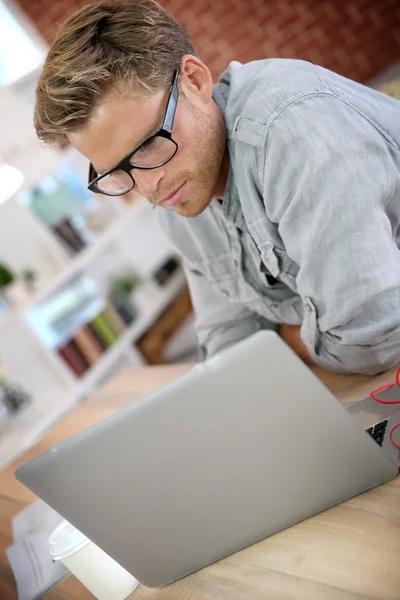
<box><xmin>370</xmin><ymin>382</ymin><xmax>400</xmax><ymax>403</ymax></box>
<box><xmin>389</xmin><ymin>424</ymin><xmax>400</xmax><ymax>451</ymax></box>
<box><xmin>370</xmin><ymin>368</ymin><xmax>400</xmax><ymax>449</ymax></box>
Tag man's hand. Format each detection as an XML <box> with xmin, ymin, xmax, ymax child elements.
<box><xmin>278</xmin><ymin>323</ymin><xmax>315</xmax><ymax>366</ymax></box>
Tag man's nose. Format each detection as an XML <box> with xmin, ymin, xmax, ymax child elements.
<box><xmin>132</xmin><ymin>167</ymin><xmax>166</xmax><ymax>199</ymax></box>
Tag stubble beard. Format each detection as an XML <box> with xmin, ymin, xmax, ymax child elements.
<box><xmin>165</xmin><ymin>111</ymin><xmax>226</xmax><ymax>218</ymax></box>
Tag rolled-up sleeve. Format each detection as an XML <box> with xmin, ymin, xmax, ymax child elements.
<box><xmin>263</xmin><ymin>93</ymin><xmax>400</xmax><ymax>374</ymax></box>
<box><xmin>184</xmin><ymin>263</ymin><xmax>277</xmax><ymax>359</ymax></box>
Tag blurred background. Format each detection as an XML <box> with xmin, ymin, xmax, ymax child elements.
<box><xmin>15</xmin><ymin>0</ymin><xmax>400</xmax><ymax>82</ymax></box>
<box><xmin>1</xmin><ymin>0</ymin><xmax>400</xmax><ymax>469</ymax></box>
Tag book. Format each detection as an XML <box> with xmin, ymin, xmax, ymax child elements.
<box><xmin>153</xmin><ymin>256</ymin><xmax>180</xmax><ymax>286</ymax></box>
<box><xmin>90</xmin><ymin>312</ymin><xmax>119</xmax><ymax>347</ymax></box>
<box><xmin>57</xmin><ymin>340</ymin><xmax>89</xmax><ymax>377</ymax></box>
<box><xmin>73</xmin><ymin>327</ymin><xmax>104</xmax><ymax>366</ymax></box>
<box><xmin>85</xmin><ymin>323</ymin><xmax>108</xmax><ymax>351</ymax></box>
<box><xmin>51</xmin><ymin>218</ymin><xmax>87</xmax><ymax>255</ymax></box>
<box><xmin>61</xmin><ymin>218</ymin><xmax>87</xmax><ymax>250</ymax></box>
<box><xmin>102</xmin><ymin>303</ymin><xmax>126</xmax><ymax>335</ymax></box>
<box><xmin>51</xmin><ymin>223</ymin><xmax>76</xmax><ymax>255</ymax></box>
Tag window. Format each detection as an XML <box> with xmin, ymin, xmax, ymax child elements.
<box><xmin>0</xmin><ymin>0</ymin><xmax>45</xmax><ymax>86</ymax></box>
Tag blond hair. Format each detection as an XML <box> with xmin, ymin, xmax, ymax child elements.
<box><xmin>34</xmin><ymin>0</ymin><xmax>196</xmax><ymax>145</ymax></box>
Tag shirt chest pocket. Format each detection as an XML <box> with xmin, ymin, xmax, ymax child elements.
<box><xmin>190</xmin><ymin>242</ymin><xmax>303</xmax><ymax>325</ymax></box>
<box><xmin>192</xmin><ymin>246</ymin><xmax>294</xmax><ymax>317</ymax></box>
<box><xmin>197</xmin><ymin>253</ymin><xmax>257</xmax><ymax>303</ymax></box>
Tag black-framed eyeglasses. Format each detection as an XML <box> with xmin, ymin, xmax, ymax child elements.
<box><xmin>88</xmin><ymin>69</ymin><xmax>179</xmax><ymax>196</ymax></box>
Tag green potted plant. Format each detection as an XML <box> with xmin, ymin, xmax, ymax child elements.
<box><xmin>109</xmin><ymin>269</ymin><xmax>142</xmax><ymax>324</ymax></box>
<box><xmin>110</xmin><ymin>271</ymin><xmax>142</xmax><ymax>298</ymax></box>
<box><xmin>0</xmin><ymin>262</ymin><xmax>15</xmax><ymax>307</ymax></box>
<box><xmin>20</xmin><ymin>267</ymin><xmax>37</xmax><ymax>294</ymax></box>
<box><xmin>110</xmin><ymin>270</ymin><xmax>142</xmax><ymax>302</ymax></box>
<box><xmin>0</xmin><ymin>362</ymin><xmax>31</xmax><ymax>414</ymax></box>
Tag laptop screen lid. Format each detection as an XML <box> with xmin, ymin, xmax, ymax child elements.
<box><xmin>16</xmin><ymin>331</ymin><xmax>398</xmax><ymax>587</ymax></box>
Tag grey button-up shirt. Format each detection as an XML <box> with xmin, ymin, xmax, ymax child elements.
<box><xmin>158</xmin><ymin>59</ymin><xmax>400</xmax><ymax>375</ymax></box>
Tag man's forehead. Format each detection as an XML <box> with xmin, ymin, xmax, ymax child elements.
<box><xmin>69</xmin><ymin>88</ymin><xmax>164</xmax><ymax>173</ymax></box>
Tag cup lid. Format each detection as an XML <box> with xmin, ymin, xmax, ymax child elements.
<box><xmin>49</xmin><ymin>520</ymin><xmax>91</xmax><ymax>560</ymax></box>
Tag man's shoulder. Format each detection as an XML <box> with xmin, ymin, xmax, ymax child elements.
<box><xmin>156</xmin><ymin>205</ymin><xmax>215</xmax><ymax>260</ymax></box>
<box><xmin>214</xmin><ymin>58</ymin><xmax>331</xmax><ymax>131</ymax></box>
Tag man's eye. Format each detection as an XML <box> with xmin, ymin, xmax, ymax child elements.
<box><xmin>139</xmin><ymin>137</ymin><xmax>156</xmax><ymax>152</ymax></box>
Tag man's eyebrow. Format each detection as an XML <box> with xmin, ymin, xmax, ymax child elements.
<box><xmin>96</xmin><ymin>117</ymin><xmax>160</xmax><ymax>175</ymax></box>
<box><xmin>132</xmin><ymin>117</ymin><xmax>160</xmax><ymax>150</ymax></box>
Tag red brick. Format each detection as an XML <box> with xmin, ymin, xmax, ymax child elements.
<box><xmin>238</xmin><ymin>47</ymin><xmax>266</xmax><ymax>65</ymax></box>
<box><xmin>13</xmin><ymin>0</ymin><xmax>400</xmax><ymax>84</ymax></box>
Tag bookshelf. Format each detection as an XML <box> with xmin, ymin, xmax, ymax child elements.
<box><xmin>0</xmin><ymin>19</ymin><xmax>192</xmax><ymax>468</ymax></box>
<box><xmin>77</xmin><ymin>268</ymin><xmax>186</xmax><ymax>398</ymax></box>
<box><xmin>16</xmin><ymin>197</ymin><xmax>150</xmax><ymax>312</ymax></box>
<box><xmin>0</xmin><ymin>268</ymin><xmax>187</xmax><ymax>470</ymax></box>
<box><xmin>0</xmin><ymin>140</ymin><xmax>188</xmax><ymax>468</ymax></box>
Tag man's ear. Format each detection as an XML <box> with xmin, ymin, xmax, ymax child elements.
<box><xmin>179</xmin><ymin>55</ymin><xmax>213</xmax><ymax>104</ymax></box>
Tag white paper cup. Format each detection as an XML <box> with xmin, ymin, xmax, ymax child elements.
<box><xmin>49</xmin><ymin>520</ymin><xmax>139</xmax><ymax>600</ymax></box>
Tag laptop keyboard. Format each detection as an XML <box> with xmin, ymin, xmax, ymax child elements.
<box><xmin>366</xmin><ymin>420</ymin><xmax>388</xmax><ymax>446</ymax></box>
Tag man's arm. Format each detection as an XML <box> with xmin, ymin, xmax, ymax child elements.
<box><xmin>184</xmin><ymin>263</ymin><xmax>277</xmax><ymax>359</ymax></box>
<box><xmin>156</xmin><ymin>202</ymin><xmax>278</xmax><ymax>360</ymax></box>
<box><xmin>263</xmin><ymin>93</ymin><xmax>400</xmax><ymax>375</ymax></box>
<box><xmin>278</xmin><ymin>324</ymin><xmax>314</xmax><ymax>365</ymax></box>
<box><xmin>187</xmin><ymin>261</ymin><xmax>314</xmax><ymax>363</ymax></box>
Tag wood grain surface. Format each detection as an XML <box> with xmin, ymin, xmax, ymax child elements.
<box><xmin>1</xmin><ymin>363</ymin><xmax>399</xmax><ymax>600</ymax></box>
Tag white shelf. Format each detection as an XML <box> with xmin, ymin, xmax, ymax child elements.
<box><xmin>78</xmin><ymin>268</ymin><xmax>187</xmax><ymax>397</ymax></box>
<box><xmin>0</xmin><ymin>119</ymin><xmax>187</xmax><ymax>471</ymax></box>
<box><xmin>19</xmin><ymin>197</ymin><xmax>149</xmax><ymax>311</ymax></box>
<box><xmin>0</xmin><ymin>269</ymin><xmax>187</xmax><ymax>470</ymax></box>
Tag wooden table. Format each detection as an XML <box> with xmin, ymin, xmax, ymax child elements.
<box><xmin>1</xmin><ymin>363</ymin><xmax>399</xmax><ymax>600</ymax></box>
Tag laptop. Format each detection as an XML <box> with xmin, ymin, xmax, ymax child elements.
<box><xmin>16</xmin><ymin>331</ymin><xmax>399</xmax><ymax>588</ymax></box>
<box><xmin>348</xmin><ymin>388</ymin><xmax>400</xmax><ymax>466</ymax></box>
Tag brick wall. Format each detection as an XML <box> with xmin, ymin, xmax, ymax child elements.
<box><xmin>16</xmin><ymin>0</ymin><xmax>400</xmax><ymax>83</ymax></box>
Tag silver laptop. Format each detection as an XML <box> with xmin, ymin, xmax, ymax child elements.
<box><xmin>16</xmin><ymin>331</ymin><xmax>399</xmax><ymax>588</ymax></box>
<box><xmin>349</xmin><ymin>386</ymin><xmax>400</xmax><ymax>466</ymax></box>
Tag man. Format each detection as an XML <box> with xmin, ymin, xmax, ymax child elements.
<box><xmin>35</xmin><ymin>0</ymin><xmax>400</xmax><ymax>374</ymax></box>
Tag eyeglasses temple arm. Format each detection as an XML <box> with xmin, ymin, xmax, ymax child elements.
<box><xmin>164</xmin><ymin>70</ymin><xmax>179</xmax><ymax>133</ymax></box>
